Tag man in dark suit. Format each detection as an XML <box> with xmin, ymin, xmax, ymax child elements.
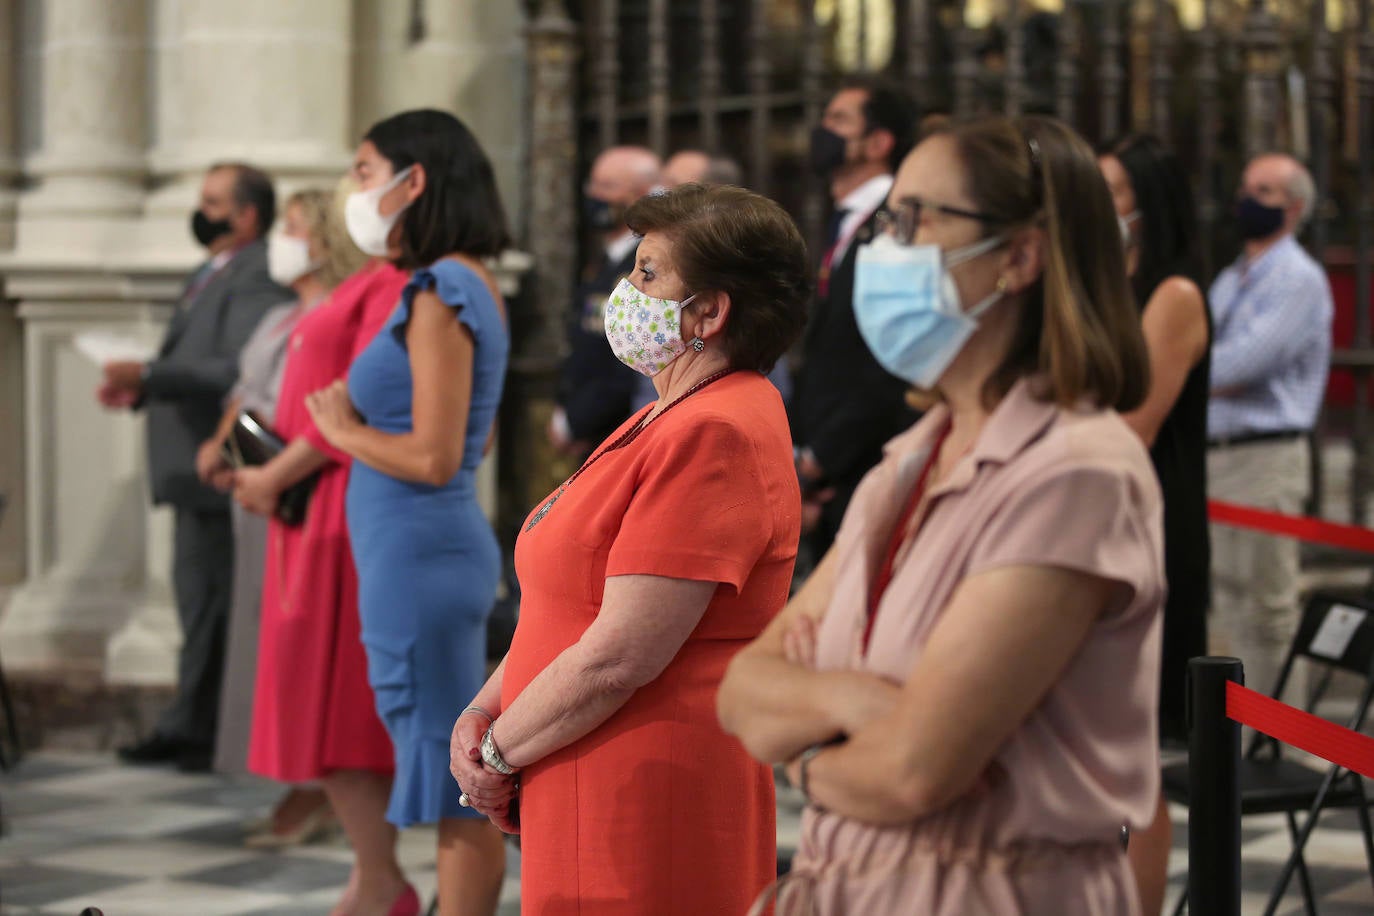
<box><xmin>549</xmin><ymin>146</ymin><xmax>661</xmax><ymax>458</ymax></box>
<box><xmin>99</xmin><ymin>162</ymin><xmax>288</xmax><ymax>771</ymax></box>
<box><xmin>792</xmin><ymin>78</ymin><xmax>920</xmax><ymax>558</ymax></box>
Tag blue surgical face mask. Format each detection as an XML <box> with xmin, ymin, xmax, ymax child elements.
<box><xmin>852</xmin><ymin>233</ymin><xmax>1006</xmax><ymax>388</ymax></box>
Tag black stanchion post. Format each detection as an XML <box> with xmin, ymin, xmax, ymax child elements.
<box><xmin>1188</xmin><ymin>656</ymin><xmax>1243</xmax><ymax>916</ymax></box>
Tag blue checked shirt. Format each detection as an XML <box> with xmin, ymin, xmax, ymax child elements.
<box><xmin>1207</xmin><ymin>235</ymin><xmax>1334</xmax><ymax>440</ymax></box>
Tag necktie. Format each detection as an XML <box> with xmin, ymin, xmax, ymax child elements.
<box><xmin>182</xmin><ymin>261</ymin><xmax>218</xmax><ymax>308</ymax></box>
<box><xmin>817</xmin><ymin>208</ymin><xmax>849</xmax><ymax>299</ymax></box>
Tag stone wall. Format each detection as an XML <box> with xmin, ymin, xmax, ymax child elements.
<box><xmin>0</xmin><ymin>0</ymin><xmax>530</xmax><ymax>688</ymax></box>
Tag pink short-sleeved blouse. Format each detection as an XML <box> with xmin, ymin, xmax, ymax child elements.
<box><xmin>789</xmin><ymin>377</ymin><xmax>1165</xmax><ymax>916</ymax></box>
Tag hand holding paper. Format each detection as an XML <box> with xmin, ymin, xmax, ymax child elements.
<box><xmin>73</xmin><ymin>330</ymin><xmax>155</xmax><ymax>368</ymax></box>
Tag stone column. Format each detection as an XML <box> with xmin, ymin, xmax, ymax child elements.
<box><xmin>352</xmin><ymin>0</ymin><xmax>527</xmax><ymax>233</ymax></box>
<box><xmin>142</xmin><ymin>0</ymin><xmax>354</xmax><ymax>261</ymax></box>
<box><xmin>0</xmin><ymin>0</ymin><xmax>19</xmax><ymax>250</ymax></box>
<box><xmin>13</xmin><ymin>0</ymin><xmax>148</xmax><ymax>259</ymax></box>
<box><xmin>0</xmin><ymin>272</ymin><xmax>178</xmax><ymax>679</ymax></box>
<box><xmin>0</xmin><ymin>297</ymin><xmax>23</xmax><ymax>590</ymax></box>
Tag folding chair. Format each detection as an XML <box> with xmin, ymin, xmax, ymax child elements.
<box><xmin>1164</xmin><ymin>588</ymin><xmax>1374</xmax><ymax>915</ymax></box>
<box><xmin>0</xmin><ymin>493</ymin><xmax>20</xmax><ymax>771</ymax></box>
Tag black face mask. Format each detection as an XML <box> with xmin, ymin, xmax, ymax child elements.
<box><xmin>1235</xmin><ymin>196</ymin><xmax>1286</xmax><ymax>241</ymax></box>
<box><xmin>583</xmin><ymin>196</ymin><xmax>622</xmax><ymax>233</ymax></box>
<box><xmin>809</xmin><ymin>126</ymin><xmax>850</xmax><ymax>178</ymax></box>
<box><xmin>191</xmin><ymin>209</ymin><xmax>233</xmax><ymax>248</ymax></box>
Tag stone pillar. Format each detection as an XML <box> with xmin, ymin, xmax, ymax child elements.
<box><xmin>13</xmin><ymin>0</ymin><xmax>147</xmax><ymax>259</ymax></box>
<box><xmin>352</xmin><ymin>0</ymin><xmax>527</xmax><ymax>234</ymax></box>
<box><xmin>0</xmin><ymin>0</ymin><xmax>19</xmax><ymax>250</ymax></box>
<box><xmin>0</xmin><ymin>297</ymin><xmax>23</xmax><ymax>589</ymax></box>
<box><xmin>142</xmin><ymin>0</ymin><xmax>354</xmax><ymax>261</ymax></box>
<box><xmin>1240</xmin><ymin>0</ymin><xmax>1283</xmax><ymax>160</ymax></box>
<box><xmin>0</xmin><ymin>271</ymin><xmax>178</xmax><ymax>679</ymax></box>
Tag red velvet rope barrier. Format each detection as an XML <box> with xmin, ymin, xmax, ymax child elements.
<box><xmin>1209</xmin><ymin>500</ymin><xmax>1374</xmax><ymax>555</ymax></box>
<box><xmin>1226</xmin><ymin>680</ymin><xmax>1374</xmax><ymax>779</ymax></box>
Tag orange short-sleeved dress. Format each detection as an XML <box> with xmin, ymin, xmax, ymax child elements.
<box><xmin>503</xmin><ymin>371</ymin><xmax>801</xmax><ymax>915</ymax></box>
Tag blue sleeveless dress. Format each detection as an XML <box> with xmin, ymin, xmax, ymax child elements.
<box><xmin>345</xmin><ymin>259</ymin><xmax>508</xmax><ymax>826</ymax></box>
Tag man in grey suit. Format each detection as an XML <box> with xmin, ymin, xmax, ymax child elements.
<box><xmin>98</xmin><ymin>163</ymin><xmax>289</xmax><ymax>771</ymax></box>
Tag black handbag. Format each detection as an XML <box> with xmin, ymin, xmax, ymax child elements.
<box><xmin>221</xmin><ymin>410</ymin><xmax>317</xmax><ymax>526</ymax></box>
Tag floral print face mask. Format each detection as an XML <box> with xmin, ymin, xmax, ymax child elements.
<box><xmin>603</xmin><ymin>277</ymin><xmax>697</xmax><ymax>377</ymax></box>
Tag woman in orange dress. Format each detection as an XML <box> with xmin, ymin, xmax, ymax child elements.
<box><xmin>449</xmin><ymin>184</ymin><xmax>811</xmax><ymax>914</ymax></box>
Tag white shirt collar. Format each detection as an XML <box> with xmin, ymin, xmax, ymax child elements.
<box><xmin>831</xmin><ymin>173</ymin><xmax>895</xmax><ymax>264</ymax></box>
<box><xmin>838</xmin><ymin>173</ymin><xmax>895</xmax><ymax>217</ymax></box>
<box><xmin>605</xmin><ymin>231</ymin><xmax>639</xmax><ymax>267</ymax></box>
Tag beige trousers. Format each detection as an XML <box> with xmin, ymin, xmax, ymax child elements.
<box><xmin>1207</xmin><ymin>437</ymin><xmax>1308</xmax><ymax>704</ymax></box>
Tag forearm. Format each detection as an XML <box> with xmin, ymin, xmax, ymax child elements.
<box><xmin>263</xmin><ymin>438</ymin><xmax>330</xmax><ymax>490</ymax></box>
<box><xmin>335</xmin><ymin>424</ymin><xmax>460</xmax><ymax>487</ymax></box>
<box><xmin>469</xmin><ymin>656</ymin><xmax>508</xmax><ymax>718</ymax></box>
<box><xmin>212</xmin><ymin>397</ymin><xmax>242</xmax><ymax>445</ymax></box>
<box><xmin>144</xmin><ymin>356</ymin><xmax>237</xmax><ymax>400</ymax></box>
<box><xmin>719</xmin><ymin>652</ymin><xmax>871</xmax><ymax>764</ymax></box>
<box><xmin>489</xmin><ymin>643</ymin><xmax>637</xmax><ymax>769</ymax></box>
<box><xmin>797</xmin><ymin>733</ymin><xmax>936</xmax><ymax>826</ymax></box>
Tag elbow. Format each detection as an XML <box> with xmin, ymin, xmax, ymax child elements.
<box><xmin>887</xmin><ymin>771</ymin><xmax>943</xmax><ymax>823</ymax></box>
<box><xmin>581</xmin><ymin>655</ymin><xmax>656</xmax><ymax>697</ymax></box>
<box><xmin>716</xmin><ymin>659</ymin><xmax>794</xmax><ymax>765</ymax></box>
<box><xmin>417</xmin><ymin>451</ymin><xmax>462</xmax><ymax>487</ymax></box>
<box><xmin>882</xmin><ymin>753</ymin><xmax>979</xmax><ymax>823</ymax></box>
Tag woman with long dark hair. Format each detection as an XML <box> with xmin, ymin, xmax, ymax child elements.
<box><xmin>308</xmin><ymin>109</ymin><xmax>510</xmax><ymax>916</ymax></box>
<box><xmin>1100</xmin><ymin>133</ymin><xmax>1211</xmax><ymax>915</ymax></box>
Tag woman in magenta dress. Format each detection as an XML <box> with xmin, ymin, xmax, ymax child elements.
<box><xmin>235</xmin><ymin>228</ymin><xmax>412</xmax><ymax>913</ymax></box>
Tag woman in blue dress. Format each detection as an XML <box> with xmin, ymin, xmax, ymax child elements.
<box><xmin>307</xmin><ymin>108</ymin><xmax>509</xmax><ymax>916</ymax></box>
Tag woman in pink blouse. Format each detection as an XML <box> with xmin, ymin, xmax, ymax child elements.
<box><xmin>719</xmin><ymin>115</ymin><xmax>1164</xmax><ymax>914</ymax></box>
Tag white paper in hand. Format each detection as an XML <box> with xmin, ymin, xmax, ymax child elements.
<box><xmin>73</xmin><ymin>331</ymin><xmax>156</xmax><ymax>367</ymax></box>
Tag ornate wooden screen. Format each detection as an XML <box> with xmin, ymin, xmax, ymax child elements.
<box><xmin>525</xmin><ymin>0</ymin><xmax>1374</xmax><ymax>520</ymax></box>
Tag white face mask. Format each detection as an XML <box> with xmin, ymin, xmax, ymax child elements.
<box><xmin>345</xmin><ymin>166</ymin><xmax>414</xmax><ymax>257</ymax></box>
<box><xmin>267</xmin><ymin>232</ymin><xmax>318</xmax><ymax>286</ymax></box>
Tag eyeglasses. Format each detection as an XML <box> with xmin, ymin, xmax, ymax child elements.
<box><xmin>877</xmin><ymin>196</ymin><xmax>1007</xmax><ymax>246</ymax></box>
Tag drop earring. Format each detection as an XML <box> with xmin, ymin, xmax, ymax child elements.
<box><xmin>691</xmin><ymin>337</ymin><xmax>705</xmax><ymax>352</ymax></box>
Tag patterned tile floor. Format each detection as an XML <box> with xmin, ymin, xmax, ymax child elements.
<box><xmin>0</xmin><ymin>751</ymin><xmax>1371</xmax><ymax>915</ymax></box>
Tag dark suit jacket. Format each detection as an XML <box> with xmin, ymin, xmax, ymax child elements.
<box><xmin>143</xmin><ymin>240</ymin><xmax>290</xmax><ymax>509</ymax></box>
<box><xmin>791</xmin><ymin>207</ymin><xmax>919</xmax><ymax>543</ymax></box>
<box><xmin>558</xmin><ymin>244</ymin><xmax>642</xmax><ymax>447</ymax></box>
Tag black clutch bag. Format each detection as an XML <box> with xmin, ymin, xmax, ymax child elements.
<box><xmin>222</xmin><ymin>410</ymin><xmax>317</xmax><ymax>526</ymax></box>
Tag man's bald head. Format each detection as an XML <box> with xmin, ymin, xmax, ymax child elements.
<box><xmin>589</xmin><ymin>146</ymin><xmax>661</xmax><ymax>199</ymax></box>
<box><xmin>1242</xmin><ymin>153</ymin><xmax>1316</xmax><ymax>236</ymax></box>
<box><xmin>662</xmin><ymin>150</ymin><xmax>712</xmax><ymax>188</ymax></box>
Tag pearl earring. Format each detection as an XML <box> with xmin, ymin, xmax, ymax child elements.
<box><xmin>691</xmin><ymin>337</ymin><xmax>705</xmax><ymax>352</ymax></box>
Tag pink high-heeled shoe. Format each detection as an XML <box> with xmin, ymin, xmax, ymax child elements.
<box><xmin>387</xmin><ymin>884</ymin><xmax>421</xmax><ymax>916</ymax></box>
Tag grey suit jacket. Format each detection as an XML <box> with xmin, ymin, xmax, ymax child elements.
<box><xmin>143</xmin><ymin>239</ymin><xmax>291</xmax><ymax>510</ymax></box>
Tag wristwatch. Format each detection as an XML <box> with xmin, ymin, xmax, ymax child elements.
<box><xmin>481</xmin><ymin>725</ymin><xmax>517</xmax><ymax>775</ymax></box>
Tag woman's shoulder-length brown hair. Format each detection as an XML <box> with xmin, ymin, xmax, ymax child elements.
<box><xmin>624</xmin><ymin>184</ymin><xmax>812</xmax><ymax>373</ymax></box>
<box><xmin>935</xmin><ymin>115</ymin><xmax>1150</xmax><ymax>413</ymax></box>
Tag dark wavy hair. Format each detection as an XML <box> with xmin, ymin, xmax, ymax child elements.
<box><xmin>1102</xmin><ymin>134</ymin><xmax>1204</xmax><ymax>307</ymax></box>
<box><xmin>211</xmin><ymin>162</ymin><xmax>276</xmax><ymax>237</ymax></box>
<box><xmin>363</xmin><ymin>109</ymin><xmax>510</xmax><ymax>268</ymax></box>
<box><xmin>626</xmin><ymin>184</ymin><xmax>811</xmax><ymax>373</ymax></box>
<box><xmin>838</xmin><ymin>75</ymin><xmax>920</xmax><ymax>174</ymax></box>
